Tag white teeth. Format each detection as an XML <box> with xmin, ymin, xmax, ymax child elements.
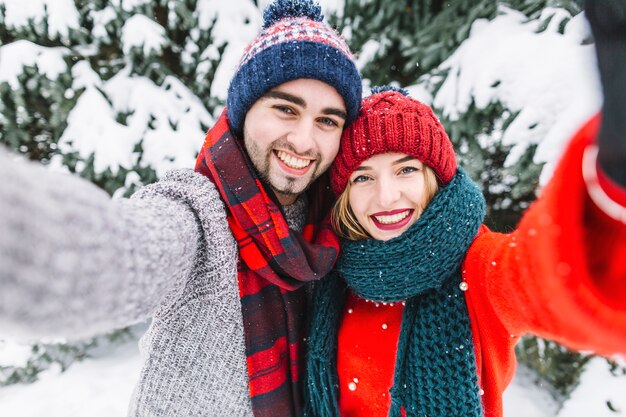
<box><xmin>374</xmin><ymin>211</ymin><xmax>410</xmax><ymax>225</ymax></box>
<box><xmin>276</xmin><ymin>151</ymin><xmax>312</xmax><ymax>169</ymax></box>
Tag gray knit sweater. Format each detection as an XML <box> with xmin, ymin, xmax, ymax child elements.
<box><xmin>0</xmin><ymin>148</ymin><xmax>308</xmax><ymax>416</ymax></box>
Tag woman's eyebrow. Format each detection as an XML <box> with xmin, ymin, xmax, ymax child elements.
<box><xmin>392</xmin><ymin>155</ymin><xmax>417</xmax><ymax>165</ymax></box>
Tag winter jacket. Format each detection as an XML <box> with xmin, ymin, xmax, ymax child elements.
<box><xmin>336</xmin><ymin>116</ymin><xmax>626</xmax><ymax>417</ymax></box>
<box><xmin>0</xmin><ymin>152</ymin><xmax>308</xmax><ymax>416</ymax></box>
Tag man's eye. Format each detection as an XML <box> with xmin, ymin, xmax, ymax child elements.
<box><xmin>319</xmin><ymin>117</ymin><xmax>339</xmax><ymax>128</ymax></box>
<box><xmin>275</xmin><ymin>105</ymin><xmax>295</xmax><ymax>115</ymax></box>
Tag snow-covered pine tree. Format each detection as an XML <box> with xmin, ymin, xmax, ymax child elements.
<box><xmin>0</xmin><ymin>1</ymin><xmax>80</xmax><ymax>165</ymax></box>
<box><xmin>0</xmin><ymin>0</ymin><xmax>259</xmax><ymax>197</ymax></box>
<box><xmin>334</xmin><ymin>0</ymin><xmax>582</xmax><ymax>87</ymax></box>
<box><xmin>332</xmin><ymin>0</ymin><xmax>495</xmax><ymax>85</ymax></box>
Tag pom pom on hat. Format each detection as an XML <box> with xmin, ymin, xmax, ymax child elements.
<box><xmin>330</xmin><ymin>86</ymin><xmax>458</xmax><ymax>196</ymax></box>
<box><xmin>226</xmin><ymin>0</ymin><xmax>362</xmax><ymax>138</ymax></box>
<box><xmin>263</xmin><ymin>0</ymin><xmax>323</xmax><ymax>28</ymax></box>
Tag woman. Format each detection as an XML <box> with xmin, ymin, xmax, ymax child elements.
<box><xmin>304</xmin><ymin>86</ymin><xmax>626</xmax><ymax>417</ymax></box>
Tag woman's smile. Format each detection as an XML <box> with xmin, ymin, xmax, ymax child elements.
<box><xmin>348</xmin><ymin>153</ymin><xmax>429</xmax><ymax>241</ymax></box>
<box><xmin>370</xmin><ymin>209</ymin><xmax>414</xmax><ymax>230</ymax></box>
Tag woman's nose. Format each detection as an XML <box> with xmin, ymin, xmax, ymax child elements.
<box><xmin>376</xmin><ymin>178</ymin><xmax>401</xmax><ymax>207</ymax></box>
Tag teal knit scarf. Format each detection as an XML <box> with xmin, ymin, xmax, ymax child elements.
<box><xmin>305</xmin><ymin>169</ymin><xmax>486</xmax><ymax>417</ymax></box>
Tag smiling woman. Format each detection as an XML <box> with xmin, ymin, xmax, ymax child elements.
<box><xmin>304</xmin><ymin>85</ymin><xmax>626</xmax><ymax>417</ymax></box>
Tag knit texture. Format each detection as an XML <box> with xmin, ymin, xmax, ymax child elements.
<box><xmin>194</xmin><ymin>110</ymin><xmax>339</xmax><ymax>417</ymax></box>
<box><xmin>226</xmin><ymin>0</ymin><xmax>361</xmax><ymax>137</ymax></box>
<box><xmin>330</xmin><ymin>87</ymin><xmax>456</xmax><ymax>195</ymax></box>
<box><xmin>306</xmin><ymin>169</ymin><xmax>486</xmax><ymax>417</ymax></box>
<box><xmin>0</xmin><ymin>146</ymin><xmax>309</xmax><ymax>416</ymax></box>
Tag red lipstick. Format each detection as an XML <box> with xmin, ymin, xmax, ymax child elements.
<box><xmin>370</xmin><ymin>209</ymin><xmax>414</xmax><ymax>231</ymax></box>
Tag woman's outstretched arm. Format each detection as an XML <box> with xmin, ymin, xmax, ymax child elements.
<box><xmin>463</xmin><ymin>0</ymin><xmax>626</xmax><ymax>356</ymax></box>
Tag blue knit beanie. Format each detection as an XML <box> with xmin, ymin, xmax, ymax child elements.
<box><xmin>226</xmin><ymin>0</ymin><xmax>362</xmax><ymax>138</ymax></box>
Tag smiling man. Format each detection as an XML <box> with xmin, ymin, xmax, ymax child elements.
<box><xmin>0</xmin><ymin>1</ymin><xmax>361</xmax><ymax>416</ymax></box>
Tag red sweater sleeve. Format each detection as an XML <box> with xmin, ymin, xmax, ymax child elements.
<box><xmin>464</xmin><ymin>114</ymin><xmax>626</xmax><ymax>357</ymax></box>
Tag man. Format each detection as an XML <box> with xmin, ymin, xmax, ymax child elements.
<box><xmin>0</xmin><ymin>0</ymin><xmax>361</xmax><ymax>416</ymax></box>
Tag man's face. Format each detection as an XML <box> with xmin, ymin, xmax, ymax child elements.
<box><xmin>243</xmin><ymin>79</ymin><xmax>347</xmax><ymax>205</ymax></box>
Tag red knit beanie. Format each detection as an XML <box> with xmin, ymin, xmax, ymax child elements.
<box><xmin>330</xmin><ymin>86</ymin><xmax>457</xmax><ymax>196</ymax></box>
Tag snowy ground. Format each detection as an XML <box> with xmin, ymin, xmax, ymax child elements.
<box><xmin>0</xmin><ymin>333</ymin><xmax>625</xmax><ymax>417</ymax></box>
<box><xmin>0</xmin><ymin>337</ymin><xmax>141</xmax><ymax>416</ymax></box>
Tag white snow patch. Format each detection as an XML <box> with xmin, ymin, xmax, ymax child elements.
<box><xmin>0</xmin><ymin>40</ymin><xmax>68</xmax><ymax>88</ymax></box>
<box><xmin>104</xmin><ymin>71</ymin><xmax>211</xmax><ymax>175</ymax></box>
<box><xmin>0</xmin><ymin>0</ymin><xmax>79</xmax><ymax>38</ymax></box>
<box><xmin>196</xmin><ymin>0</ymin><xmax>262</xmax><ymax>100</ymax></box>
<box><xmin>0</xmin><ymin>339</ymin><xmax>32</xmax><ymax>368</ymax></box>
<box><xmin>54</xmin><ymin>66</ymin><xmax>211</xmax><ymax>176</ymax></box>
<box><xmin>89</xmin><ymin>7</ymin><xmax>118</xmax><ymax>40</ymax></box>
<box><xmin>557</xmin><ymin>357</ymin><xmax>626</xmax><ymax>417</ymax></box>
<box><xmin>121</xmin><ymin>14</ymin><xmax>168</xmax><ymax>56</ymax></box>
<box><xmin>503</xmin><ymin>364</ymin><xmax>559</xmax><ymax>417</ymax></box>
<box><xmin>0</xmin><ymin>338</ymin><xmax>142</xmax><ymax>417</ymax></box>
<box><xmin>431</xmin><ymin>7</ymin><xmax>601</xmax><ymax>184</ymax></box>
<box><xmin>57</xmin><ymin>85</ymin><xmax>137</xmax><ymax>174</ymax></box>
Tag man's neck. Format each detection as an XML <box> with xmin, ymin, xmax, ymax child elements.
<box><xmin>275</xmin><ymin>190</ymin><xmax>299</xmax><ymax>206</ymax></box>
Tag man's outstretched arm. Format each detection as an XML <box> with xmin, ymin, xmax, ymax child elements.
<box><xmin>0</xmin><ymin>148</ymin><xmax>200</xmax><ymax>339</ymax></box>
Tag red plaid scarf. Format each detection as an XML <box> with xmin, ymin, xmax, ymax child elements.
<box><xmin>194</xmin><ymin>110</ymin><xmax>340</xmax><ymax>417</ymax></box>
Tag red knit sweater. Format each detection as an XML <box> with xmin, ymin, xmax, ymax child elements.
<box><xmin>336</xmin><ymin>116</ymin><xmax>626</xmax><ymax>417</ymax></box>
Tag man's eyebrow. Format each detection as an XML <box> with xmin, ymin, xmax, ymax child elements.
<box><xmin>262</xmin><ymin>90</ymin><xmax>305</xmax><ymax>107</ymax></box>
<box><xmin>323</xmin><ymin>107</ymin><xmax>347</xmax><ymax>120</ymax></box>
<box><xmin>263</xmin><ymin>90</ymin><xmax>347</xmax><ymax>120</ymax></box>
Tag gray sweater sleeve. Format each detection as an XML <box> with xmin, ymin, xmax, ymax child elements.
<box><xmin>0</xmin><ymin>148</ymin><xmax>205</xmax><ymax>340</ymax></box>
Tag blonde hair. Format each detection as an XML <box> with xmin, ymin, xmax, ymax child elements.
<box><xmin>331</xmin><ymin>165</ymin><xmax>440</xmax><ymax>241</ymax></box>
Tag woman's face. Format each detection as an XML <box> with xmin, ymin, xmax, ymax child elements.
<box><xmin>348</xmin><ymin>153</ymin><xmax>429</xmax><ymax>241</ymax></box>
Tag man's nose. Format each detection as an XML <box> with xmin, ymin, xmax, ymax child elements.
<box><xmin>286</xmin><ymin>119</ymin><xmax>315</xmax><ymax>154</ymax></box>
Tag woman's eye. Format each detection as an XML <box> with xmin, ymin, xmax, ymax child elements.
<box><xmin>352</xmin><ymin>175</ymin><xmax>370</xmax><ymax>183</ymax></box>
<box><xmin>399</xmin><ymin>166</ymin><xmax>419</xmax><ymax>175</ymax></box>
